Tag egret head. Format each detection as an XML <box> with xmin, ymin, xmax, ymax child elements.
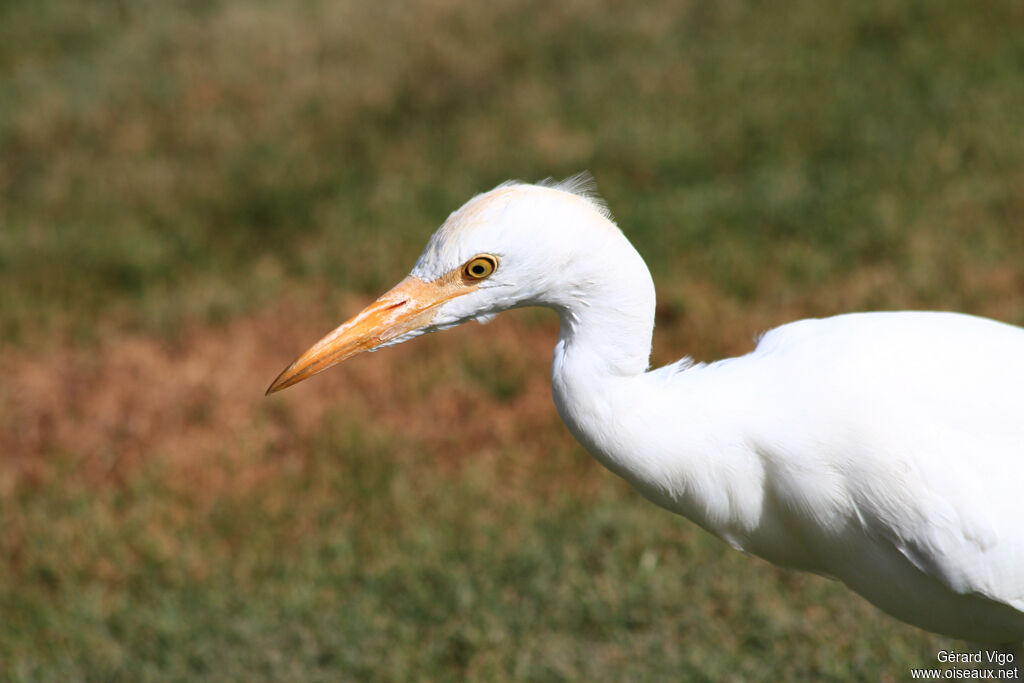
<box><xmin>266</xmin><ymin>174</ymin><xmax>635</xmax><ymax>394</ymax></box>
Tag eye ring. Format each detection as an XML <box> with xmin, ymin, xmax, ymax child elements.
<box><xmin>463</xmin><ymin>254</ymin><xmax>498</xmax><ymax>280</ymax></box>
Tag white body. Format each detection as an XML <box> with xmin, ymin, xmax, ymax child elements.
<box><xmin>272</xmin><ymin>176</ymin><xmax>1024</xmax><ymax>643</ymax></box>
<box><xmin>554</xmin><ymin>308</ymin><xmax>1024</xmax><ymax>642</ymax></box>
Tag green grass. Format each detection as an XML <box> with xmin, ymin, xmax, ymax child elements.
<box><xmin>2</xmin><ymin>0</ymin><xmax>1023</xmax><ymax>679</ymax></box>
<box><xmin>3</xmin><ymin>0</ymin><xmax>1023</xmax><ymax>344</ymax></box>
<box><xmin>2</xmin><ymin>414</ymin><xmax>943</xmax><ymax>682</ymax></box>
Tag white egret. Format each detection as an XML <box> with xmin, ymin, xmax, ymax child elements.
<box><xmin>268</xmin><ymin>175</ymin><xmax>1024</xmax><ymax>647</ymax></box>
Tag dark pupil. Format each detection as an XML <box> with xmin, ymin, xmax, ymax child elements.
<box><xmin>472</xmin><ymin>264</ymin><xmax>485</xmax><ymax>275</ymax></box>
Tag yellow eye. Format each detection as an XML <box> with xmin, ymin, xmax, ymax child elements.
<box><xmin>463</xmin><ymin>254</ymin><xmax>498</xmax><ymax>280</ymax></box>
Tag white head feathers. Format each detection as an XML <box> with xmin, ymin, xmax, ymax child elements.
<box><xmin>411</xmin><ymin>172</ymin><xmax>617</xmax><ymax>282</ymax></box>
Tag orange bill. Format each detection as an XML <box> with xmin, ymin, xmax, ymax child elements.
<box><xmin>266</xmin><ymin>273</ymin><xmax>472</xmax><ymax>394</ymax></box>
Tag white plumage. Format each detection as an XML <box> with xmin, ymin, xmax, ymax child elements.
<box><xmin>269</xmin><ymin>175</ymin><xmax>1024</xmax><ymax>646</ymax></box>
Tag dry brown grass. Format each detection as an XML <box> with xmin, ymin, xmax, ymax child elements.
<box><xmin>0</xmin><ymin>293</ymin><xmax>571</xmax><ymax>500</ymax></box>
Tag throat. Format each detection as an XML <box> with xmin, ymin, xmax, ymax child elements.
<box><xmin>547</xmin><ymin>282</ymin><xmax>670</xmax><ymax>502</ymax></box>
<box><xmin>553</xmin><ymin>306</ymin><xmax>653</xmax><ymax>378</ymax></box>
<box><xmin>547</xmin><ymin>246</ymin><xmax>657</xmax><ymax>380</ymax></box>
<box><xmin>547</xmin><ymin>290</ymin><xmax>769</xmax><ymax>552</ymax></box>
<box><xmin>544</xmin><ymin>234</ymin><xmax>658</xmax><ymax>480</ymax></box>
<box><xmin>540</xmin><ymin>232</ymin><xmax>751</xmax><ymax>528</ymax></box>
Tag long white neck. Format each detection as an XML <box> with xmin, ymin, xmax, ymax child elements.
<box><xmin>546</xmin><ymin>228</ymin><xmax>668</xmax><ymax>490</ymax></box>
<box><xmin>545</xmin><ymin>231</ymin><xmax>770</xmax><ymax>555</ymax></box>
<box><xmin>548</xmin><ymin>231</ymin><xmax>656</xmax><ymax>378</ymax></box>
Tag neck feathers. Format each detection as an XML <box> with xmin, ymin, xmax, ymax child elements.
<box><xmin>548</xmin><ymin>221</ymin><xmax>656</xmax><ymax>377</ymax></box>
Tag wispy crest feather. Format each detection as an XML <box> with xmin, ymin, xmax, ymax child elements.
<box><xmin>499</xmin><ymin>172</ymin><xmax>613</xmax><ymax>222</ymax></box>
<box><xmin>542</xmin><ymin>171</ymin><xmax>613</xmax><ymax>221</ymax></box>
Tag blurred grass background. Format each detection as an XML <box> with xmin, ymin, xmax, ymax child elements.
<box><xmin>1</xmin><ymin>0</ymin><xmax>1023</xmax><ymax>680</ymax></box>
